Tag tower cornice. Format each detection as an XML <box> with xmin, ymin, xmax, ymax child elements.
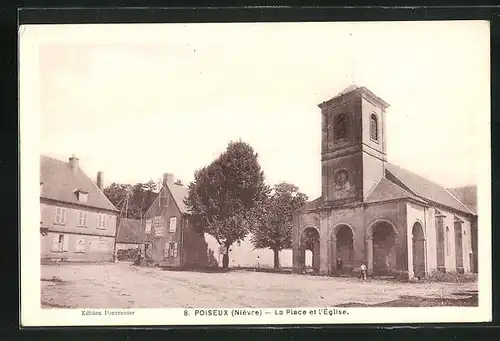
<box><xmin>318</xmin><ymin>86</ymin><xmax>390</xmax><ymax>111</ymax></box>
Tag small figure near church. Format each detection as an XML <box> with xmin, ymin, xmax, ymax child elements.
<box><xmin>360</xmin><ymin>262</ymin><xmax>367</xmax><ymax>280</ymax></box>
<box><xmin>336</xmin><ymin>258</ymin><xmax>343</xmax><ymax>273</ymax></box>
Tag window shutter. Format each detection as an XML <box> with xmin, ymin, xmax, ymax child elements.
<box><xmin>62</xmin><ymin>208</ymin><xmax>66</xmax><ymax>224</ymax></box>
<box><xmin>55</xmin><ymin>208</ymin><xmax>60</xmax><ymax>223</ymax></box>
<box><xmin>83</xmin><ymin>212</ymin><xmax>88</xmax><ymax>226</ymax></box>
<box><xmin>164</xmin><ymin>242</ymin><xmax>170</xmax><ymax>258</ymax></box>
<box><xmin>173</xmin><ymin>242</ymin><xmax>178</xmax><ymax>258</ymax></box>
<box><xmin>103</xmin><ymin>214</ymin><xmax>107</xmax><ymax>228</ymax></box>
<box><xmin>51</xmin><ymin>235</ymin><xmax>60</xmax><ymax>251</ymax></box>
<box><xmin>62</xmin><ymin>235</ymin><xmax>69</xmax><ymax>252</ymax></box>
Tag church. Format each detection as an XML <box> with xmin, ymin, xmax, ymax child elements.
<box><xmin>292</xmin><ymin>85</ymin><xmax>478</xmax><ymax>280</ymax></box>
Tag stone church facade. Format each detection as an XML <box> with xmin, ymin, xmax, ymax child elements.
<box><xmin>292</xmin><ymin>86</ymin><xmax>477</xmax><ymax>279</ymax></box>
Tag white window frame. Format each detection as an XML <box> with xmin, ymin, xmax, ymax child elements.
<box><xmin>78</xmin><ymin>211</ymin><xmax>88</xmax><ymax>227</ymax></box>
<box><xmin>169</xmin><ymin>216</ymin><xmax>177</xmax><ymax>233</ymax></box>
<box><xmin>51</xmin><ymin>234</ymin><xmax>69</xmax><ymax>252</ymax></box>
<box><xmin>97</xmin><ymin>214</ymin><xmax>107</xmax><ymax>229</ymax></box>
<box><xmin>145</xmin><ymin>219</ymin><xmax>152</xmax><ymax>234</ymax></box>
<box><xmin>78</xmin><ymin>192</ymin><xmax>88</xmax><ymax>203</ymax></box>
<box><xmin>54</xmin><ymin>207</ymin><xmax>67</xmax><ymax>225</ymax></box>
<box><xmin>75</xmin><ymin>238</ymin><xmax>85</xmax><ymax>253</ymax></box>
<box><xmin>173</xmin><ymin>242</ymin><xmax>178</xmax><ymax>258</ymax></box>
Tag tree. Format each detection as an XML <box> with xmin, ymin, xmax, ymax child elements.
<box><xmin>251</xmin><ymin>182</ymin><xmax>308</xmax><ymax>269</ymax></box>
<box><xmin>103</xmin><ymin>180</ymin><xmax>158</xmax><ymax>220</ymax></box>
<box><xmin>185</xmin><ymin>140</ymin><xmax>269</xmax><ymax>268</ymax></box>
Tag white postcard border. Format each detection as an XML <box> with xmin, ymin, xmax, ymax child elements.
<box><xmin>19</xmin><ymin>22</ymin><xmax>492</xmax><ymax>327</ymax></box>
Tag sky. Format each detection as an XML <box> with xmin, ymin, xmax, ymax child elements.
<box><xmin>23</xmin><ymin>21</ymin><xmax>490</xmax><ymax>199</ymax></box>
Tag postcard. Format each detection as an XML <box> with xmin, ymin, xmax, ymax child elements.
<box><xmin>19</xmin><ymin>20</ymin><xmax>491</xmax><ymax>326</ymax></box>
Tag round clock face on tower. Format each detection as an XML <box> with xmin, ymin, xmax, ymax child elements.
<box><xmin>335</xmin><ymin>170</ymin><xmax>349</xmax><ymax>186</ymax></box>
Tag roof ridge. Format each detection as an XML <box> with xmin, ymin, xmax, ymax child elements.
<box><xmin>87</xmin><ymin>168</ymin><xmax>119</xmax><ymax>211</ymax></box>
<box><xmin>367</xmin><ymin>177</ymin><xmax>427</xmax><ymax>204</ymax></box>
<box><xmin>386</xmin><ymin>162</ymin><xmax>475</xmax><ymax>215</ymax></box>
<box><xmin>364</xmin><ymin>178</ymin><xmax>383</xmax><ymax>201</ymax></box>
<box><xmin>387</xmin><ymin>162</ymin><xmax>446</xmax><ymax>192</ymax></box>
<box><xmin>40</xmin><ymin>154</ymin><xmax>119</xmax><ymax>212</ymax></box>
<box><xmin>443</xmin><ymin>187</ymin><xmax>476</xmax><ymax>215</ymax></box>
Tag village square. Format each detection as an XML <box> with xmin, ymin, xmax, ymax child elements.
<box><xmin>39</xmin><ymin>85</ymin><xmax>479</xmax><ymax>309</ymax></box>
<box><xmin>27</xmin><ymin>22</ymin><xmax>489</xmax><ymax>313</ymax></box>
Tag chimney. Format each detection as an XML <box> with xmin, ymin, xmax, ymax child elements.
<box><xmin>69</xmin><ymin>154</ymin><xmax>79</xmax><ymax>173</ymax></box>
<box><xmin>163</xmin><ymin>172</ymin><xmax>174</xmax><ymax>186</ymax></box>
<box><xmin>96</xmin><ymin>171</ymin><xmax>103</xmax><ymax>190</ymax></box>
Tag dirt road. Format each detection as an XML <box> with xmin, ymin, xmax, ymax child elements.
<box><xmin>41</xmin><ymin>262</ymin><xmax>477</xmax><ymax>309</ymax></box>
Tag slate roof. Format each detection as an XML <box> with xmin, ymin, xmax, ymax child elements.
<box><xmin>40</xmin><ymin>155</ymin><xmax>118</xmax><ymax>212</ymax></box>
<box><xmin>116</xmin><ymin>218</ymin><xmax>143</xmax><ymax>244</ymax></box>
<box><xmin>385</xmin><ymin>162</ymin><xmax>475</xmax><ymax>215</ymax></box>
<box><xmin>365</xmin><ymin>178</ymin><xmax>427</xmax><ymax>204</ymax></box>
<box><xmin>448</xmin><ymin>186</ymin><xmax>477</xmax><ymax>214</ymax></box>
<box><xmin>167</xmin><ymin>182</ymin><xmax>189</xmax><ymax>214</ymax></box>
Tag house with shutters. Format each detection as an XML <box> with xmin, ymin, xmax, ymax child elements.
<box><xmin>40</xmin><ymin>154</ymin><xmax>119</xmax><ymax>263</ymax></box>
<box><xmin>141</xmin><ymin>173</ymin><xmax>217</xmax><ymax>268</ymax></box>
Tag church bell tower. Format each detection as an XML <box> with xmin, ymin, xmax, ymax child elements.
<box><xmin>319</xmin><ymin>85</ymin><xmax>390</xmax><ymax>205</ymax></box>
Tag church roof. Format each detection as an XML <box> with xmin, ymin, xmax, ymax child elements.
<box><xmin>385</xmin><ymin>163</ymin><xmax>475</xmax><ymax>215</ymax></box>
<box><xmin>365</xmin><ymin>178</ymin><xmax>426</xmax><ymax>204</ymax></box>
<box><xmin>448</xmin><ymin>186</ymin><xmax>477</xmax><ymax>214</ymax></box>
<box><xmin>302</xmin><ymin>196</ymin><xmax>324</xmax><ymax>211</ymax></box>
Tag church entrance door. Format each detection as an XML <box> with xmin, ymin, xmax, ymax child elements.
<box><xmin>329</xmin><ymin>224</ymin><xmax>354</xmax><ymax>274</ymax></box>
<box><xmin>299</xmin><ymin>227</ymin><xmax>320</xmax><ymax>273</ymax></box>
<box><xmin>372</xmin><ymin>222</ymin><xmax>396</xmax><ymax>275</ymax></box>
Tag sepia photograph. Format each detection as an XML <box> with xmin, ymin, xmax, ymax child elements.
<box><xmin>19</xmin><ymin>20</ymin><xmax>491</xmax><ymax>326</ymax></box>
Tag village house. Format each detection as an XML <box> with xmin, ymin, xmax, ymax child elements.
<box><xmin>292</xmin><ymin>85</ymin><xmax>478</xmax><ymax>279</ymax></box>
<box><xmin>116</xmin><ymin>218</ymin><xmax>143</xmax><ymax>250</ymax></box>
<box><xmin>40</xmin><ymin>155</ymin><xmax>119</xmax><ymax>263</ymax></box>
<box><xmin>141</xmin><ymin>173</ymin><xmax>217</xmax><ymax>268</ymax></box>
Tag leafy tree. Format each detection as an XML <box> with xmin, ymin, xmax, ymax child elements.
<box><xmin>251</xmin><ymin>182</ymin><xmax>308</xmax><ymax>269</ymax></box>
<box><xmin>103</xmin><ymin>180</ymin><xmax>157</xmax><ymax>220</ymax></box>
<box><xmin>185</xmin><ymin>140</ymin><xmax>269</xmax><ymax>268</ymax></box>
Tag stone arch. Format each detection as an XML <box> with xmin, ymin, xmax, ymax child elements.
<box><xmin>412</xmin><ymin>221</ymin><xmax>426</xmax><ymax>278</ymax></box>
<box><xmin>366</xmin><ymin>219</ymin><xmax>398</xmax><ymax>275</ymax></box>
<box><xmin>328</xmin><ymin>223</ymin><xmax>355</xmax><ymax>274</ymax></box>
<box><xmin>330</xmin><ymin>222</ymin><xmax>355</xmax><ymax>240</ymax></box>
<box><xmin>298</xmin><ymin>226</ymin><xmax>321</xmax><ymax>273</ymax></box>
<box><xmin>411</xmin><ymin>219</ymin><xmax>425</xmax><ymax>238</ymax></box>
<box><xmin>366</xmin><ymin>219</ymin><xmax>398</xmax><ymax>239</ymax></box>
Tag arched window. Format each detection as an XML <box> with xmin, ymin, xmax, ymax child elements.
<box><xmin>334</xmin><ymin>114</ymin><xmax>348</xmax><ymax>140</ymax></box>
<box><xmin>370</xmin><ymin>114</ymin><xmax>378</xmax><ymax>141</ymax></box>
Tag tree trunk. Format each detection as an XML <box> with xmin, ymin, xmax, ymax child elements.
<box><xmin>222</xmin><ymin>244</ymin><xmax>230</xmax><ymax>268</ymax></box>
<box><xmin>273</xmin><ymin>249</ymin><xmax>280</xmax><ymax>269</ymax></box>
